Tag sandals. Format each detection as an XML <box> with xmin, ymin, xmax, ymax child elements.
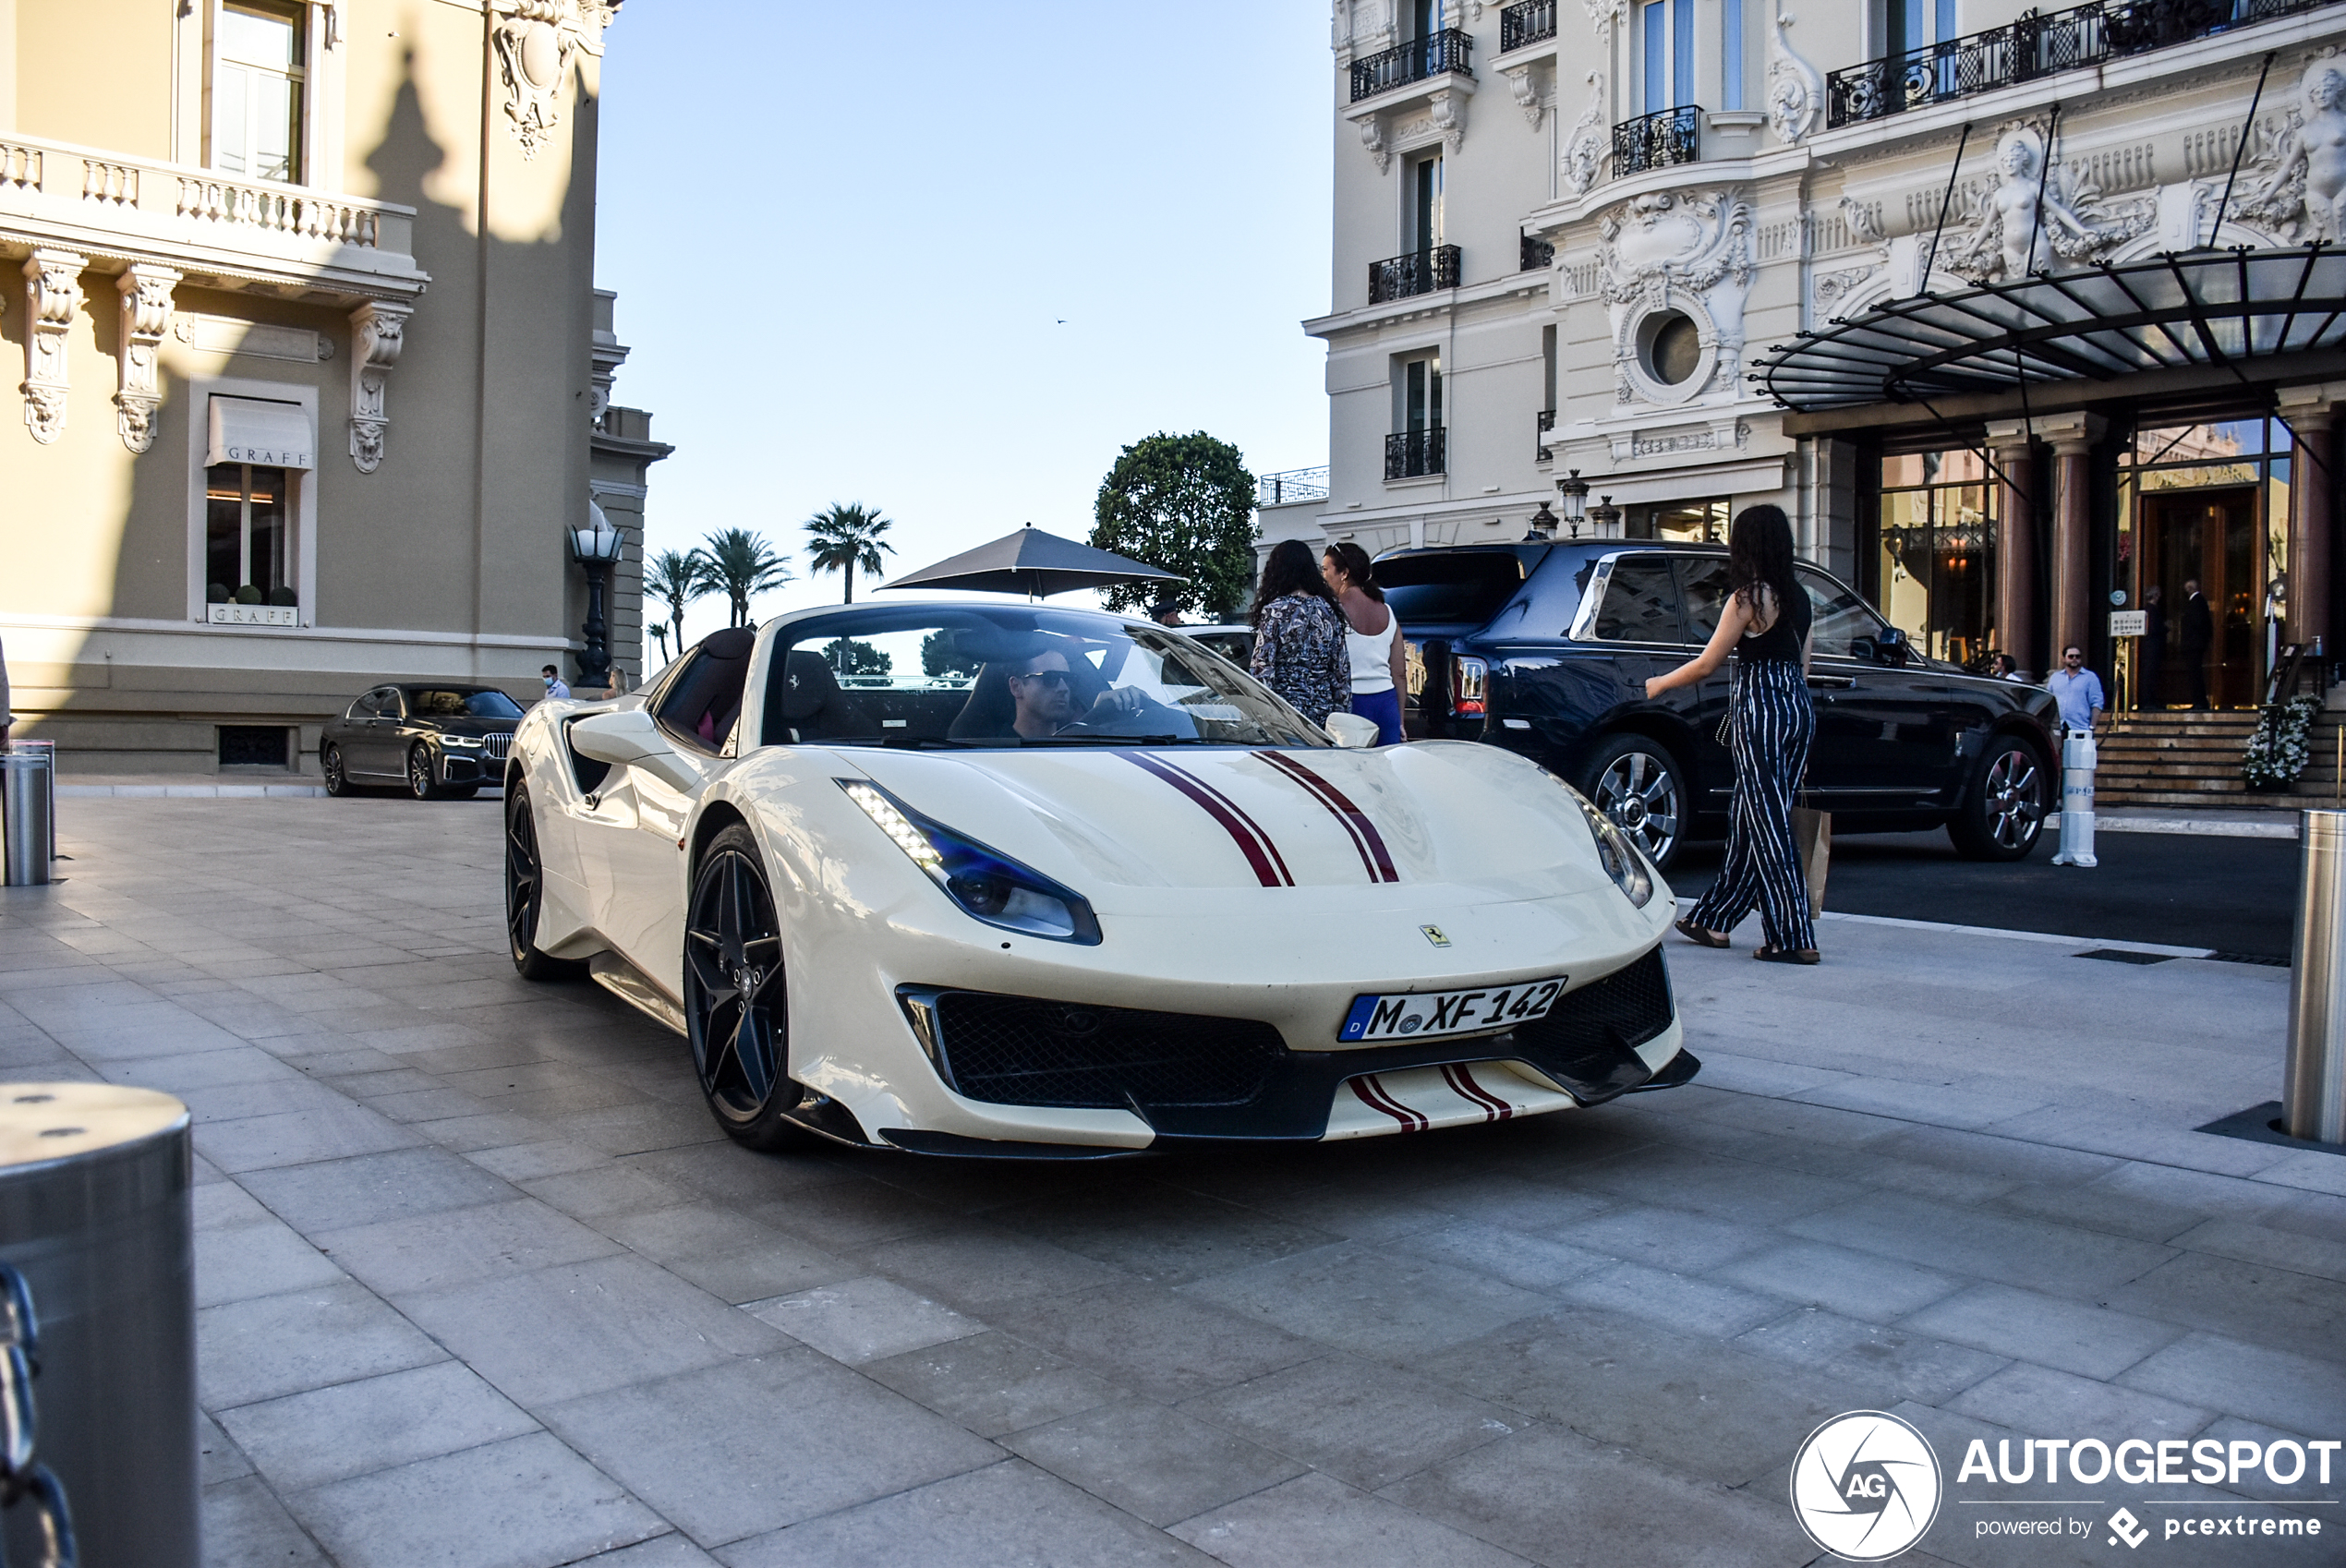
<box><xmin>1674</xmin><ymin>917</ymin><xmax>1731</xmax><ymax>949</ymax></box>
<box><xmin>1753</xmin><ymin>945</ymin><xmax>1821</xmax><ymax>965</ymax></box>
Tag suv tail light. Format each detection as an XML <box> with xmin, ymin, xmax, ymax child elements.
<box><xmin>1450</xmin><ymin>657</ymin><xmax>1489</xmax><ymax>718</ymax></box>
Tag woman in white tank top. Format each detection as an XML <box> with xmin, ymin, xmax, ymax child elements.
<box><xmin>1321</xmin><ymin>543</ymin><xmax>1407</xmax><ymax>744</ymax></box>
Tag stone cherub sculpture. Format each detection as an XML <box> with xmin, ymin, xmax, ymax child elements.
<box><xmin>2239</xmin><ymin>54</ymin><xmax>2346</xmax><ymax>242</ymax></box>
<box><xmin>1946</xmin><ymin>124</ymin><xmax>2148</xmax><ymax>283</ymax></box>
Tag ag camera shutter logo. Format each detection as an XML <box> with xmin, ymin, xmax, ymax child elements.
<box><xmin>1789</xmin><ymin>1410</ymin><xmax>1943</xmax><ymax>1561</ymax></box>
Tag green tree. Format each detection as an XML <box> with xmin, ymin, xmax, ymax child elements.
<box><xmin>921</xmin><ymin>630</ymin><xmax>981</xmax><ymax>681</ymax></box>
<box><xmin>822</xmin><ymin>637</ymin><xmax>890</xmax><ymax>678</ymax></box>
<box><xmin>803</xmin><ymin>502</ymin><xmax>896</xmax><ymax>603</ymax></box>
<box><xmin>643</xmin><ymin>549</ymin><xmax>713</xmax><ymax>665</ymax></box>
<box><xmin>1090</xmin><ymin>432</ymin><xmax>1257</xmax><ymax>619</ymax></box>
<box><xmin>693</xmin><ymin>527</ymin><xmax>792</xmax><ymax>628</ymax></box>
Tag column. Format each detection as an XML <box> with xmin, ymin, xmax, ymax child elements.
<box><xmin>2293</xmin><ymin>410</ymin><xmax>2335</xmax><ymax>658</ymax></box>
<box><xmin>2048</xmin><ymin>416</ymin><xmax>2106</xmax><ymax>666</ymax></box>
<box><xmin>1987</xmin><ymin>430</ymin><xmax>2038</xmax><ymax>678</ymax></box>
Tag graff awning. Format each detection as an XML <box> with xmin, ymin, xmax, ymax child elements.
<box><xmin>1753</xmin><ymin>244</ymin><xmax>2346</xmax><ymax>414</ymax></box>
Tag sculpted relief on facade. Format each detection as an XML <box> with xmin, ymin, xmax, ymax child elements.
<box><xmin>491</xmin><ymin>0</ymin><xmax>616</xmax><ymax>158</ymax></box>
<box><xmin>1766</xmin><ymin>13</ymin><xmax>1823</xmax><ymax>147</ymax></box>
<box><xmin>1562</xmin><ymin>71</ymin><xmax>1607</xmax><ymax>196</ymax></box>
<box><xmin>1597</xmin><ymin>189</ymin><xmax>1755</xmax><ymax>405</ymax></box>
<box><xmin>2236</xmin><ymin>52</ymin><xmax>2346</xmax><ymax>242</ymax></box>
<box><xmin>1942</xmin><ymin>122</ymin><xmax>2151</xmax><ymax>283</ymax></box>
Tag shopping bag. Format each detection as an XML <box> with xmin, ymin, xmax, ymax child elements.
<box><xmin>1790</xmin><ymin>805</ymin><xmax>1832</xmax><ymax>920</ymax></box>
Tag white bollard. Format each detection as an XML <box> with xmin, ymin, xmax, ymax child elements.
<box><xmin>2050</xmin><ymin>729</ymin><xmax>2098</xmax><ymax>868</ymax></box>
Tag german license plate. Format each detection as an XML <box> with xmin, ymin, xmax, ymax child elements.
<box><xmin>1338</xmin><ymin>978</ymin><xmax>1566</xmax><ymax>1043</ymax></box>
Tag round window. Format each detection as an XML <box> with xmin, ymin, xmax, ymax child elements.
<box><xmin>1645</xmin><ymin>312</ymin><xmax>1702</xmax><ymax>386</ymax></box>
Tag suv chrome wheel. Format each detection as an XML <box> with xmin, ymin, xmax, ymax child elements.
<box><xmin>1588</xmin><ymin>741</ymin><xmax>1684</xmax><ymax>868</ymax></box>
<box><xmin>1950</xmin><ymin>738</ymin><xmax>2047</xmax><ymax>861</ymax></box>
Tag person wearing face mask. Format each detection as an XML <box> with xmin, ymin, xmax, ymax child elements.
<box><xmin>541</xmin><ymin>664</ymin><xmax>573</xmax><ymax>702</ymax></box>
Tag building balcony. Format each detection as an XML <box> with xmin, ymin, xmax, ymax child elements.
<box><xmin>1613</xmin><ymin>107</ymin><xmax>1700</xmax><ymax>176</ymax></box>
<box><xmin>1520</xmin><ymin>233</ymin><xmax>1554</xmax><ymax>271</ymax></box>
<box><xmin>1369</xmin><ymin>244</ymin><xmax>1461</xmax><ymax>304</ymax></box>
<box><xmin>1824</xmin><ymin>0</ymin><xmax>2339</xmax><ymax>129</ymax></box>
<box><xmin>1350</xmin><ymin>29</ymin><xmax>1475</xmax><ymax>102</ymax></box>
<box><xmin>1386</xmin><ymin>427</ymin><xmax>1446</xmax><ymax>480</ymax></box>
<box><xmin>1500</xmin><ymin>0</ymin><xmax>1559</xmax><ymax>52</ymax></box>
<box><xmin>0</xmin><ymin>131</ymin><xmax>426</xmax><ymax>303</ymax></box>
<box><xmin>1257</xmin><ymin>466</ymin><xmax>1330</xmax><ymax>507</ymax></box>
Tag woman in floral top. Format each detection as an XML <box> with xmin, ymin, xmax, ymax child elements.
<box><xmin>1248</xmin><ymin>539</ymin><xmax>1350</xmax><ymax>725</ymax></box>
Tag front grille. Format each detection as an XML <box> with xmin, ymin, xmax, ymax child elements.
<box><xmin>482</xmin><ymin>732</ymin><xmax>514</xmax><ymax>762</ymax></box>
<box><xmin>930</xmin><ymin>992</ymin><xmax>1284</xmax><ymax>1112</ymax></box>
<box><xmin>1512</xmin><ymin>948</ymin><xmax>1675</xmax><ymax>1075</ymax></box>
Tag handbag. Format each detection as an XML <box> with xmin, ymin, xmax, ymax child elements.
<box><xmin>1790</xmin><ymin>797</ymin><xmax>1832</xmax><ymax>920</ymax></box>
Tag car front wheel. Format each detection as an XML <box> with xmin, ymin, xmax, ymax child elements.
<box><xmin>684</xmin><ymin>824</ymin><xmax>811</xmax><ymax>1151</ymax></box>
<box><xmin>505</xmin><ymin>785</ymin><xmax>586</xmax><ymax>981</ymax></box>
<box><xmin>1949</xmin><ymin>737</ymin><xmax>2048</xmax><ymax>861</ymax></box>
<box><xmin>1580</xmin><ymin>734</ymin><xmax>1687</xmax><ymax>870</ymax></box>
<box><xmin>406</xmin><ymin>744</ymin><xmax>441</xmax><ymax>802</ymax></box>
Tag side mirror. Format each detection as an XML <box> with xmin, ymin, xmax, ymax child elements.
<box><xmin>568</xmin><ymin>709</ymin><xmax>703</xmax><ymax>793</ymax></box>
<box><xmin>1324</xmin><ymin>712</ymin><xmax>1382</xmax><ymax>748</ymax></box>
<box><xmin>1872</xmin><ymin>627</ymin><xmax>1910</xmax><ymax>666</ymax></box>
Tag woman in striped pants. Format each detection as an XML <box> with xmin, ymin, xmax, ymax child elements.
<box><xmin>1644</xmin><ymin>506</ymin><xmax>1820</xmax><ymax>963</ymax></box>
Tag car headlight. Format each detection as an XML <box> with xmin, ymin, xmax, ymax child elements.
<box><xmin>1568</xmin><ymin>787</ymin><xmax>1655</xmax><ymax>908</ymax></box>
<box><xmin>442</xmin><ymin>734</ymin><xmax>483</xmax><ymax>747</ymax></box>
<box><xmin>840</xmin><ymin>780</ymin><xmax>1102</xmax><ymax>944</ymax></box>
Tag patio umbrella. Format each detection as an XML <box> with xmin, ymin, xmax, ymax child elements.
<box><xmin>877</xmin><ymin>525</ymin><xmax>1185</xmax><ymax>599</ymax></box>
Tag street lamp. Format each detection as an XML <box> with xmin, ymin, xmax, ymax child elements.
<box><xmin>1554</xmin><ymin>469</ymin><xmax>1590</xmax><ymax>539</ymax></box>
<box><xmin>1524</xmin><ymin>501</ymin><xmax>1558</xmax><ymax>540</ymax></box>
<box><xmin>1588</xmin><ymin>495</ymin><xmax>1623</xmax><ymax>537</ymax></box>
<box><xmin>568</xmin><ymin>500</ymin><xmax>624</xmax><ymax>690</ymax></box>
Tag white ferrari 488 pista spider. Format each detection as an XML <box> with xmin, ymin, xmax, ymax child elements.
<box><xmin>501</xmin><ymin>602</ymin><xmax>1698</xmax><ymax>1156</ymax></box>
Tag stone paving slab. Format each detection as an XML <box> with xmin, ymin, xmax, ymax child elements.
<box><xmin>1</xmin><ymin>796</ymin><xmax>2341</xmax><ymax>1567</ymax></box>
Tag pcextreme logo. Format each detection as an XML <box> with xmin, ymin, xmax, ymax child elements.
<box><xmin>1789</xmin><ymin>1410</ymin><xmax>1945</xmax><ymax>1562</ymax></box>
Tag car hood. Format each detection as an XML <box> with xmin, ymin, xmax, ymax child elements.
<box><xmin>838</xmin><ymin>742</ymin><xmax>1617</xmax><ymax>905</ymax></box>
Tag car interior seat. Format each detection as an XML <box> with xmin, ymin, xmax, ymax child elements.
<box><xmin>768</xmin><ymin>650</ymin><xmax>880</xmax><ymax>744</ymax></box>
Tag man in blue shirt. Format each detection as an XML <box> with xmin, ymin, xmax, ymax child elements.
<box><xmin>540</xmin><ymin>664</ymin><xmax>573</xmax><ymax>701</ymax></box>
<box><xmin>2046</xmin><ymin>645</ymin><xmax>2104</xmax><ymax>734</ymax></box>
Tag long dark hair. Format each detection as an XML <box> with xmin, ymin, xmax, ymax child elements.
<box><xmin>1323</xmin><ymin>542</ymin><xmax>1385</xmax><ymax>603</ymax></box>
<box><xmin>1252</xmin><ymin>538</ymin><xmax>1338</xmax><ymax>629</ymax></box>
<box><xmin>1727</xmin><ymin>504</ymin><xmax>1799</xmax><ymax>618</ymax></box>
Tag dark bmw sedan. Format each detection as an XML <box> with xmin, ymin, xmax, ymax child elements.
<box><xmin>321</xmin><ymin>684</ymin><xmax>527</xmax><ymax>800</ymax></box>
<box><xmin>1378</xmin><ymin>540</ymin><xmax>2059</xmax><ymax>869</ymax></box>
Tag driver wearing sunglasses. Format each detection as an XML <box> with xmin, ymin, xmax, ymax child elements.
<box><xmin>1006</xmin><ymin>650</ymin><xmax>1145</xmax><ymax>739</ymax></box>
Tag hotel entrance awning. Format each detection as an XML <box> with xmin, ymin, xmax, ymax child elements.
<box><xmin>1753</xmin><ymin>244</ymin><xmax>2346</xmax><ymax>414</ymax></box>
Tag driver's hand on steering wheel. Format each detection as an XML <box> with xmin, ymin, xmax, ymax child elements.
<box><xmin>1089</xmin><ymin>686</ymin><xmax>1147</xmax><ymax>718</ymax></box>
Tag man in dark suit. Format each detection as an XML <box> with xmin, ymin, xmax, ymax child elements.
<box><xmin>2179</xmin><ymin>578</ymin><xmax>2214</xmax><ymax>709</ymax></box>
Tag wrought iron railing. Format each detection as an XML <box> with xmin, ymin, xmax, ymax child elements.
<box><xmin>1257</xmin><ymin>466</ymin><xmax>1330</xmax><ymax>506</ymax></box>
<box><xmin>1350</xmin><ymin>28</ymin><xmax>1475</xmax><ymax>102</ymax></box>
<box><xmin>1369</xmin><ymin>244</ymin><xmax>1462</xmax><ymax>303</ymax></box>
<box><xmin>1825</xmin><ymin>0</ymin><xmax>2340</xmax><ymax>128</ymax></box>
<box><xmin>1386</xmin><ymin>428</ymin><xmax>1446</xmax><ymax>480</ymax></box>
<box><xmin>1537</xmin><ymin>408</ymin><xmax>1557</xmax><ymax>460</ymax></box>
<box><xmin>1501</xmin><ymin>0</ymin><xmax>1559</xmax><ymax>51</ymax></box>
<box><xmin>1520</xmin><ymin>233</ymin><xmax>1555</xmax><ymax>271</ymax></box>
<box><xmin>1613</xmin><ymin>106</ymin><xmax>1700</xmax><ymax>175</ymax></box>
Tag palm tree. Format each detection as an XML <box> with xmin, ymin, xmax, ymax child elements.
<box><xmin>693</xmin><ymin>528</ymin><xmax>792</xmax><ymax>627</ymax></box>
<box><xmin>643</xmin><ymin>549</ymin><xmax>713</xmax><ymax>665</ymax></box>
<box><xmin>803</xmin><ymin>502</ymin><xmax>895</xmax><ymax>603</ymax></box>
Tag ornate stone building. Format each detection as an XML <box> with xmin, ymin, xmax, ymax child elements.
<box><xmin>0</xmin><ymin>0</ymin><xmax>661</xmax><ymax>772</ymax></box>
<box><xmin>1301</xmin><ymin>0</ymin><xmax>2346</xmax><ymax>700</ymax></box>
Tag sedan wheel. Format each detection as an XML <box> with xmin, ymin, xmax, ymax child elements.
<box><xmin>1582</xmin><ymin>736</ymin><xmax>1686</xmax><ymax>869</ymax></box>
<box><xmin>684</xmin><ymin>824</ymin><xmax>809</xmax><ymax>1151</ymax></box>
<box><xmin>1950</xmin><ymin>739</ymin><xmax>2048</xmax><ymax>861</ymax></box>
<box><xmin>504</xmin><ymin>786</ymin><xmax>585</xmax><ymax>981</ymax></box>
<box><xmin>321</xmin><ymin>743</ymin><xmax>351</xmax><ymax>797</ymax></box>
<box><xmin>406</xmin><ymin>744</ymin><xmax>440</xmax><ymax>802</ymax></box>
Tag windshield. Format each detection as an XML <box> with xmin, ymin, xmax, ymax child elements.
<box><xmin>406</xmin><ymin>689</ymin><xmax>525</xmax><ymax>719</ymax></box>
<box><xmin>1377</xmin><ymin>551</ymin><xmax>1526</xmax><ymax>626</ymax></box>
<box><xmin>764</xmin><ymin>605</ymin><xmax>1329</xmax><ymax>749</ymax></box>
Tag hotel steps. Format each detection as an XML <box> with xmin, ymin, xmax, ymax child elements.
<box><xmin>2090</xmin><ymin>710</ymin><xmax>2346</xmax><ymax>811</ymax></box>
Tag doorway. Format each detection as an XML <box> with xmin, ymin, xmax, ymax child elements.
<box><xmin>2139</xmin><ymin>488</ymin><xmax>2259</xmax><ymax>708</ymax></box>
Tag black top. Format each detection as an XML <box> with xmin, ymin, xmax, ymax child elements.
<box><xmin>1736</xmin><ymin>583</ymin><xmax>1811</xmax><ymax>664</ymax></box>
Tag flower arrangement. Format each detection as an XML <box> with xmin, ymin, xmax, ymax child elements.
<box><xmin>2243</xmin><ymin>694</ymin><xmax>2322</xmax><ymax>790</ymax></box>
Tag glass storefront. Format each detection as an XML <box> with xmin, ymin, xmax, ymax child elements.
<box><xmin>2118</xmin><ymin>417</ymin><xmax>2290</xmax><ymax>709</ymax></box>
<box><xmin>1873</xmin><ymin>449</ymin><xmax>1997</xmax><ymax>669</ymax></box>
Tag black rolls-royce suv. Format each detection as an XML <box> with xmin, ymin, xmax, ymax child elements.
<box><xmin>1378</xmin><ymin>541</ymin><xmax>2058</xmax><ymax>869</ymax></box>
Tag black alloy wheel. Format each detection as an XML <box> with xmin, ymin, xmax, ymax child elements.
<box><xmin>504</xmin><ymin>785</ymin><xmax>586</xmax><ymax>981</ymax></box>
<box><xmin>321</xmin><ymin>742</ymin><xmax>351</xmax><ymax>797</ymax></box>
<box><xmin>1581</xmin><ymin>734</ymin><xmax>1687</xmax><ymax>870</ymax></box>
<box><xmin>406</xmin><ymin>743</ymin><xmax>441</xmax><ymax>801</ymax></box>
<box><xmin>1950</xmin><ymin>737</ymin><xmax>2048</xmax><ymax>861</ymax></box>
<box><xmin>684</xmin><ymin>823</ymin><xmax>809</xmax><ymax>1150</ymax></box>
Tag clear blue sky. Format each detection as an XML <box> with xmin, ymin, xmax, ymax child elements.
<box><xmin>594</xmin><ymin>0</ymin><xmax>1334</xmax><ymax>654</ymax></box>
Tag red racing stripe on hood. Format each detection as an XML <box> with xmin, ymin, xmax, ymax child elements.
<box><xmin>1119</xmin><ymin>753</ymin><xmax>1292</xmax><ymax>887</ymax></box>
<box><xmin>1256</xmin><ymin>752</ymin><xmax>1400</xmax><ymax>883</ymax></box>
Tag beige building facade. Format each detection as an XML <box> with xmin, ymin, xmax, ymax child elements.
<box><xmin>0</xmin><ymin>0</ymin><xmax>657</xmax><ymax>773</ymax></box>
<box><xmin>1299</xmin><ymin>0</ymin><xmax>2346</xmax><ymax>703</ymax></box>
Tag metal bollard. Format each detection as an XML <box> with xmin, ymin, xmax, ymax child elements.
<box><xmin>0</xmin><ymin>1084</ymin><xmax>198</xmax><ymax>1568</ymax></box>
<box><xmin>2</xmin><ymin>746</ymin><xmax>55</xmax><ymax>887</ymax></box>
<box><xmin>2050</xmin><ymin>729</ymin><xmax>2098</xmax><ymax>868</ymax></box>
<box><xmin>14</xmin><ymin>738</ymin><xmax>56</xmax><ymax>865</ymax></box>
<box><xmin>2285</xmin><ymin>811</ymin><xmax>2346</xmax><ymax>1145</ymax></box>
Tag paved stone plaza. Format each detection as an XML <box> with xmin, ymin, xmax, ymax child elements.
<box><xmin>2</xmin><ymin>797</ymin><xmax>2342</xmax><ymax>1567</ymax></box>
